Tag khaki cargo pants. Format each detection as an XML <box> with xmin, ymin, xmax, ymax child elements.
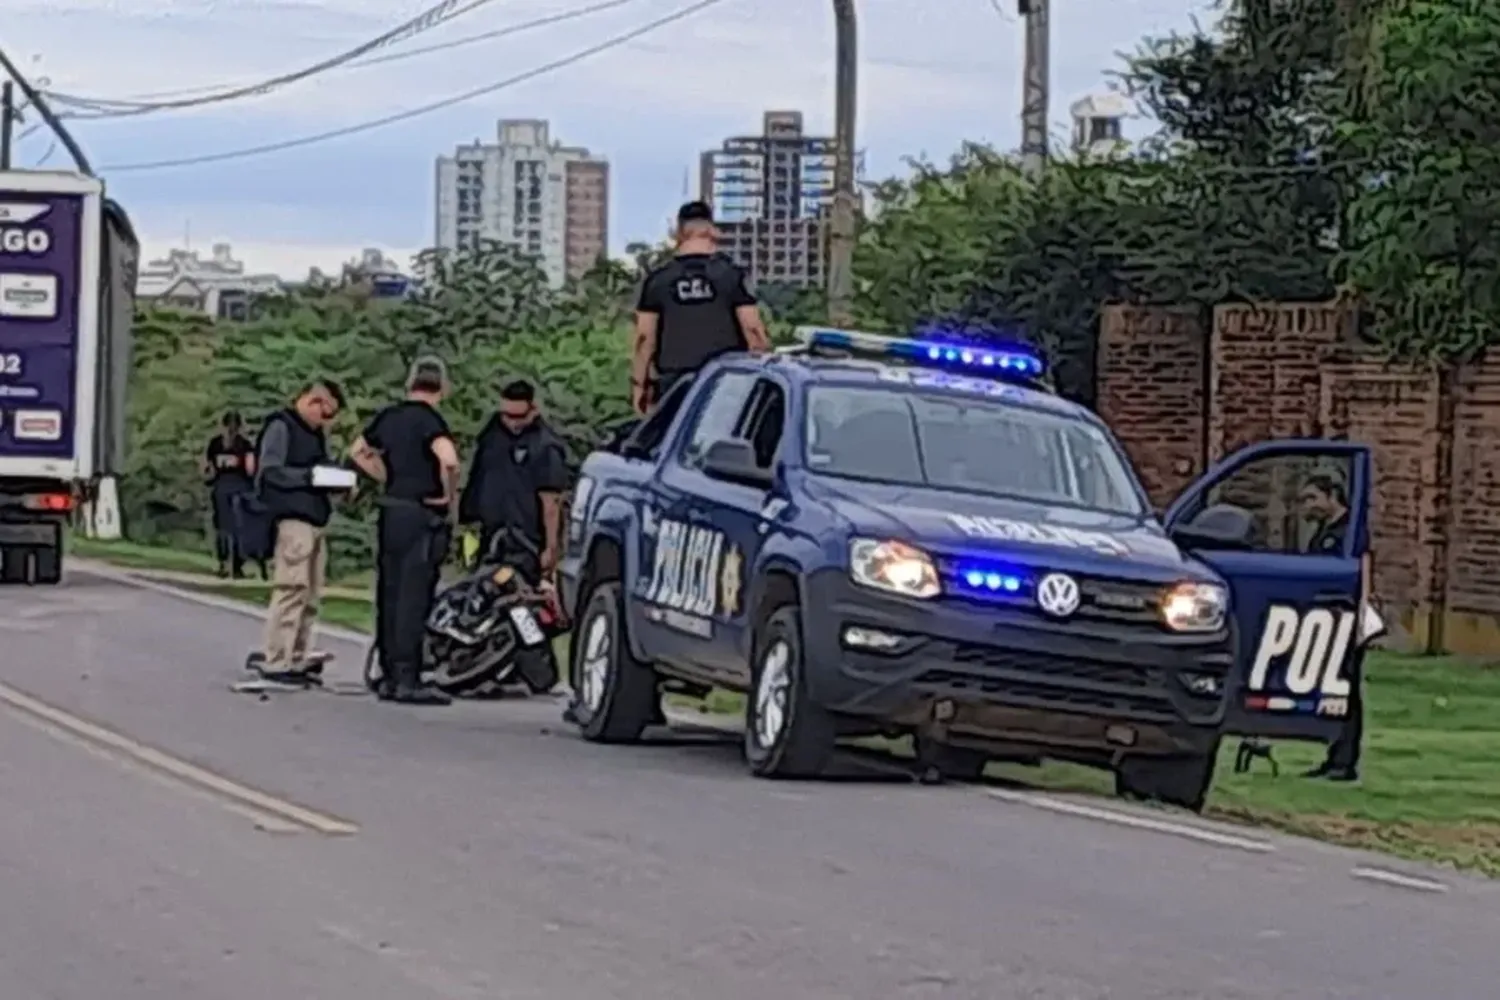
<box><xmin>260</xmin><ymin>519</ymin><xmax>327</xmax><ymax>671</ymax></box>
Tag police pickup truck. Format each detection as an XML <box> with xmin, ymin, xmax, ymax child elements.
<box><xmin>560</xmin><ymin>328</ymin><xmax>1373</xmax><ymax>811</ymax></box>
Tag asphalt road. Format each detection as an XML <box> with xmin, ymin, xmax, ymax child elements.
<box><xmin>1</xmin><ymin>569</ymin><xmax>1497</xmax><ymax>1000</ymax></box>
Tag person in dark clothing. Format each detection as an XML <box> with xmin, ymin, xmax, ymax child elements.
<box><xmin>1297</xmin><ymin>473</ymin><xmax>1362</xmax><ymax>780</ymax></box>
<box><xmin>630</xmin><ymin>200</ymin><xmax>770</xmax><ymax>414</ymax></box>
<box><xmin>458</xmin><ymin>379</ymin><xmax>570</xmax><ymax>582</ymax></box>
<box><xmin>1301</xmin><ymin>474</ymin><xmax>1349</xmax><ymax>555</ymax></box>
<box><xmin>255</xmin><ymin>380</ymin><xmax>346</xmax><ymax>684</ymax></box>
<box><xmin>350</xmin><ymin>357</ymin><xmax>461</xmax><ymax>706</ymax></box>
<box><xmin>203</xmin><ymin>411</ymin><xmax>256</xmax><ymax>578</ymax></box>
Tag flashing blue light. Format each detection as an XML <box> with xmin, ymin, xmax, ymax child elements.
<box><xmin>795</xmin><ymin>327</ymin><xmax>1046</xmax><ymax>380</ymax></box>
<box><xmin>958</xmin><ymin>567</ymin><xmax>1027</xmax><ymax>595</ymax></box>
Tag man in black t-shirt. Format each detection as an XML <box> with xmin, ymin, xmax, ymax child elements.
<box><xmin>630</xmin><ymin>201</ymin><xmax>770</xmax><ymax>414</ymax></box>
<box><xmin>350</xmin><ymin>357</ymin><xmax>461</xmax><ymax>705</ymax></box>
<box><xmin>203</xmin><ymin>411</ymin><xmax>256</xmax><ymax>578</ymax></box>
<box><xmin>459</xmin><ymin>379</ymin><xmax>570</xmax><ymax>580</ymax></box>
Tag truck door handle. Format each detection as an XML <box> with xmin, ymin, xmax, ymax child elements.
<box><xmin>1313</xmin><ymin>590</ymin><xmax>1351</xmax><ymax>604</ymax></box>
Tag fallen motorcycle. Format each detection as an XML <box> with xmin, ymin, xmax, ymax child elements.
<box><xmin>363</xmin><ymin>531</ymin><xmax>566</xmax><ymax>698</ymax></box>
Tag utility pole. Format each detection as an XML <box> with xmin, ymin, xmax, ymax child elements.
<box><xmin>1</xmin><ymin>81</ymin><xmax>14</xmax><ymax>171</ymax></box>
<box><xmin>827</xmin><ymin>0</ymin><xmax>858</xmax><ymax>326</ymax></box>
<box><xmin>1019</xmin><ymin>0</ymin><xmax>1049</xmax><ymax>177</ymax></box>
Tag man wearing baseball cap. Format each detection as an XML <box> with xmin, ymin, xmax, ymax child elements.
<box><xmin>629</xmin><ymin>200</ymin><xmax>770</xmax><ymax>413</ymax></box>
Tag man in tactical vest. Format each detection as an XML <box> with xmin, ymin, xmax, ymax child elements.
<box><xmin>253</xmin><ymin>379</ymin><xmax>346</xmax><ymax>685</ymax></box>
<box><xmin>630</xmin><ymin>201</ymin><xmax>770</xmax><ymax>414</ymax></box>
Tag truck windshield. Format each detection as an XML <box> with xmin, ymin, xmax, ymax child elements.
<box><xmin>804</xmin><ymin>385</ymin><xmax>1145</xmax><ymax>516</ymax></box>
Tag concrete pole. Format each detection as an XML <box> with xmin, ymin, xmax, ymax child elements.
<box><xmin>1020</xmin><ymin>0</ymin><xmax>1049</xmax><ymax>177</ymax></box>
<box><xmin>0</xmin><ymin>82</ymin><xmax>13</xmax><ymax>170</ymax></box>
<box><xmin>827</xmin><ymin>0</ymin><xmax>858</xmax><ymax>326</ymax></box>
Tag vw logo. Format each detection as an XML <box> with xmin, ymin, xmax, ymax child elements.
<box><xmin>1036</xmin><ymin>572</ymin><xmax>1081</xmax><ymax>618</ymax></box>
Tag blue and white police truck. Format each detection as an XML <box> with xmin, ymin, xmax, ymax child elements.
<box><xmin>559</xmin><ymin>327</ymin><xmax>1373</xmax><ymax>811</ymax></box>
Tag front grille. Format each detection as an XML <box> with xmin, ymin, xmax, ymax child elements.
<box><xmin>935</xmin><ymin>560</ymin><xmax>1169</xmax><ymax>630</ymax></box>
<box><xmin>914</xmin><ymin>641</ymin><xmax>1231</xmax><ymax>723</ymax></box>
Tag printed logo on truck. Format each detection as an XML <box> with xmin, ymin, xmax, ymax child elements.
<box><xmin>0</xmin><ymin>274</ymin><xmax>59</xmax><ymax>319</ymax></box>
<box><xmin>11</xmin><ymin>409</ymin><xmax>62</xmax><ymax>442</ymax></box>
<box><xmin>0</xmin><ymin>202</ymin><xmax>54</xmax><ymax>257</ymax></box>
<box><xmin>641</xmin><ymin>515</ymin><xmax>742</xmax><ymax>637</ymax></box>
<box><xmin>1244</xmin><ymin>604</ymin><xmax>1355</xmax><ymax>718</ymax></box>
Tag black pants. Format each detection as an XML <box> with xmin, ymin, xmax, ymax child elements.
<box><xmin>211</xmin><ymin>487</ymin><xmax>248</xmax><ymax>573</ymax></box>
<box><xmin>1325</xmin><ymin>651</ymin><xmax>1365</xmax><ymax>771</ymax></box>
<box><xmin>376</xmin><ymin>504</ymin><xmax>448</xmax><ymax>689</ymax></box>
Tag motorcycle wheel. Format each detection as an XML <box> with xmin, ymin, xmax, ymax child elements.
<box><xmin>428</xmin><ymin>638</ymin><xmax>521</xmax><ymax>697</ymax></box>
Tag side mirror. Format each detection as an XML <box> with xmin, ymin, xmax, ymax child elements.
<box><xmin>700</xmin><ymin>438</ymin><xmax>773</xmax><ymax>488</ymax></box>
<box><xmin>1170</xmin><ymin>503</ymin><xmax>1256</xmax><ymax>551</ymax></box>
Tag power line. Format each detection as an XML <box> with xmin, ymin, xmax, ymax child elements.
<box><xmin>101</xmin><ymin>0</ymin><xmax>729</xmax><ymax>173</ymax></box>
<box><xmin>59</xmin><ymin>0</ymin><xmax>645</xmax><ymax>111</ymax></box>
<box><xmin>45</xmin><ymin>0</ymin><xmax>503</xmax><ymax>117</ymax></box>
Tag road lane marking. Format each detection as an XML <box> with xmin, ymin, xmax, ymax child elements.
<box><xmin>1350</xmin><ymin>866</ymin><xmax>1449</xmax><ymax>893</ymax></box>
<box><xmin>0</xmin><ymin>680</ymin><xmax>358</xmax><ymax>836</ymax></box>
<box><xmin>985</xmin><ymin>787</ymin><xmax>1275</xmax><ymax>853</ymax></box>
<box><xmin>5</xmin><ymin>706</ymin><xmax>304</xmax><ymax>834</ymax></box>
<box><xmin>68</xmin><ymin>561</ymin><xmax>371</xmax><ymax>644</ymax></box>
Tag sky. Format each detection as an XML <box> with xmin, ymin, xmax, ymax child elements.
<box><xmin>8</xmin><ymin>0</ymin><xmax>1215</xmax><ymax>278</ymax></box>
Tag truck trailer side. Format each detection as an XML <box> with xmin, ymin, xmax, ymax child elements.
<box><xmin>0</xmin><ymin>170</ymin><xmax>138</xmax><ymax>584</ymax></box>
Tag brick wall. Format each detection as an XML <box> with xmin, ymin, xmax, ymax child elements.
<box><xmin>1095</xmin><ymin>300</ymin><xmax>1500</xmax><ymax>655</ymax></box>
<box><xmin>1445</xmin><ymin>358</ymin><xmax>1500</xmax><ymax>650</ymax></box>
<box><xmin>1095</xmin><ymin>306</ymin><xmax>1206</xmax><ymax>508</ymax></box>
<box><xmin>1317</xmin><ymin>365</ymin><xmax>1443</xmax><ymax>631</ymax></box>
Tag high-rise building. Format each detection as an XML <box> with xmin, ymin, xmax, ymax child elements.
<box><xmin>699</xmin><ymin>111</ymin><xmax>838</xmax><ymax>289</ymax></box>
<box><xmin>433</xmin><ymin>119</ymin><xmax>610</xmax><ymax>286</ymax></box>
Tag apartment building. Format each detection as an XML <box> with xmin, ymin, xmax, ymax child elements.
<box><xmin>433</xmin><ymin>119</ymin><xmax>610</xmax><ymax>286</ymax></box>
<box><xmin>699</xmin><ymin>110</ymin><xmax>838</xmax><ymax>289</ymax></box>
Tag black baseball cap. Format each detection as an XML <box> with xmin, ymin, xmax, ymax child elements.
<box><xmin>677</xmin><ymin>200</ymin><xmax>714</xmax><ymax>226</ymax></box>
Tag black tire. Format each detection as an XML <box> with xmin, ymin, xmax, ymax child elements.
<box><xmin>913</xmin><ymin>734</ymin><xmax>989</xmax><ymax>782</ymax></box>
<box><xmin>31</xmin><ymin>545</ymin><xmax>61</xmax><ymax>585</ymax></box>
<box><xmin>1114</xmin><ymin>741</ymin><xmax>1220</xmax><ymax>813</ymax></box>
<box><xmin>572</xmin><ymin>580</ymin><xmax>658</xmax><ymax>743</ymax></box>
<box><xmin>744</xmin><ymin>605</ymin><xmax>836</xmax><ymax>778</ymax></box>
<box><xmin>0</xmin><ymin>546</ymin><xmax>27</xmax><ymax>584</ymax></box>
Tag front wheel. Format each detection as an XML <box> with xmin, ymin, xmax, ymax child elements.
<box><xmin>1115</xmin><ymin>742</ymin><xmax>1220</xmax><ymax>813</ymax></box>
<box><xmin>744</xmin><ymin>605</ymin><xmax>836</xmax><ymax>778</ymax></box>
<box><xmin>572</xmin><ymin>580</ymin><xmax>659</xmax><ymax>743</ymax></box>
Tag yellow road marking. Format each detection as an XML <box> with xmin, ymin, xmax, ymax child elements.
<box><xmin>0</xmin><ymin>680</ymin><xmax>358</xmax><ymax>836</ymax></box>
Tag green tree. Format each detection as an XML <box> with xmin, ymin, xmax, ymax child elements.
<box><xmin>1334</xmin><ymin>0</ymin><xmax>1500</xmax><ymax>359</ymax></box>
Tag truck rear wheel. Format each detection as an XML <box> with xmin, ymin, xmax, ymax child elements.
<box><xmin>1115</xmin><ymin>742</ymin><xmax>1220</xmax><ymax>813</ymax></box>
<box><xmin>31</xmin><ymin>544</ymin><xmax>61</xmax><ymax>585</ymax></box>
<box><xmin>0</xmin><ymin>544</ymin><xmax>59</xmax><ymax>585</ymax></box>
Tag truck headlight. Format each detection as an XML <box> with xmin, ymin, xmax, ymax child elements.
<box><xmin>1159</xmin><ymin>582</ymin><xmax>1228</xmax><ymax>633</ymax></box>
<box><xmin>849</xmin><ymin>539</ymin><xmax>941</xmax><ymax>599</ymax></box>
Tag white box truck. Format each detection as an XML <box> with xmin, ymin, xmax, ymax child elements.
<box><xmin>0</xmin><ymin>170</ymin><xmax>138</xmax><ymax>584</ymax></box>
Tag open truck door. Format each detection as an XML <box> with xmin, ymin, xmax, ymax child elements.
<box><xmin>1163</xmin><ymin>440</ymin><xmax>1372</xmax><ymax>743</ymax></box>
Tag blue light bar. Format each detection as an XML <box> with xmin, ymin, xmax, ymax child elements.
<box><xmin>794</xmin><ymin>326</ymin><xmax>1046</xmax><ymax>380</ymax></box>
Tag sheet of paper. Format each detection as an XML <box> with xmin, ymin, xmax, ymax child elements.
<box><xmin>310</xmin><ymin>465</ymin><xmax>357</xmax><ymax>490</ymax></box>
